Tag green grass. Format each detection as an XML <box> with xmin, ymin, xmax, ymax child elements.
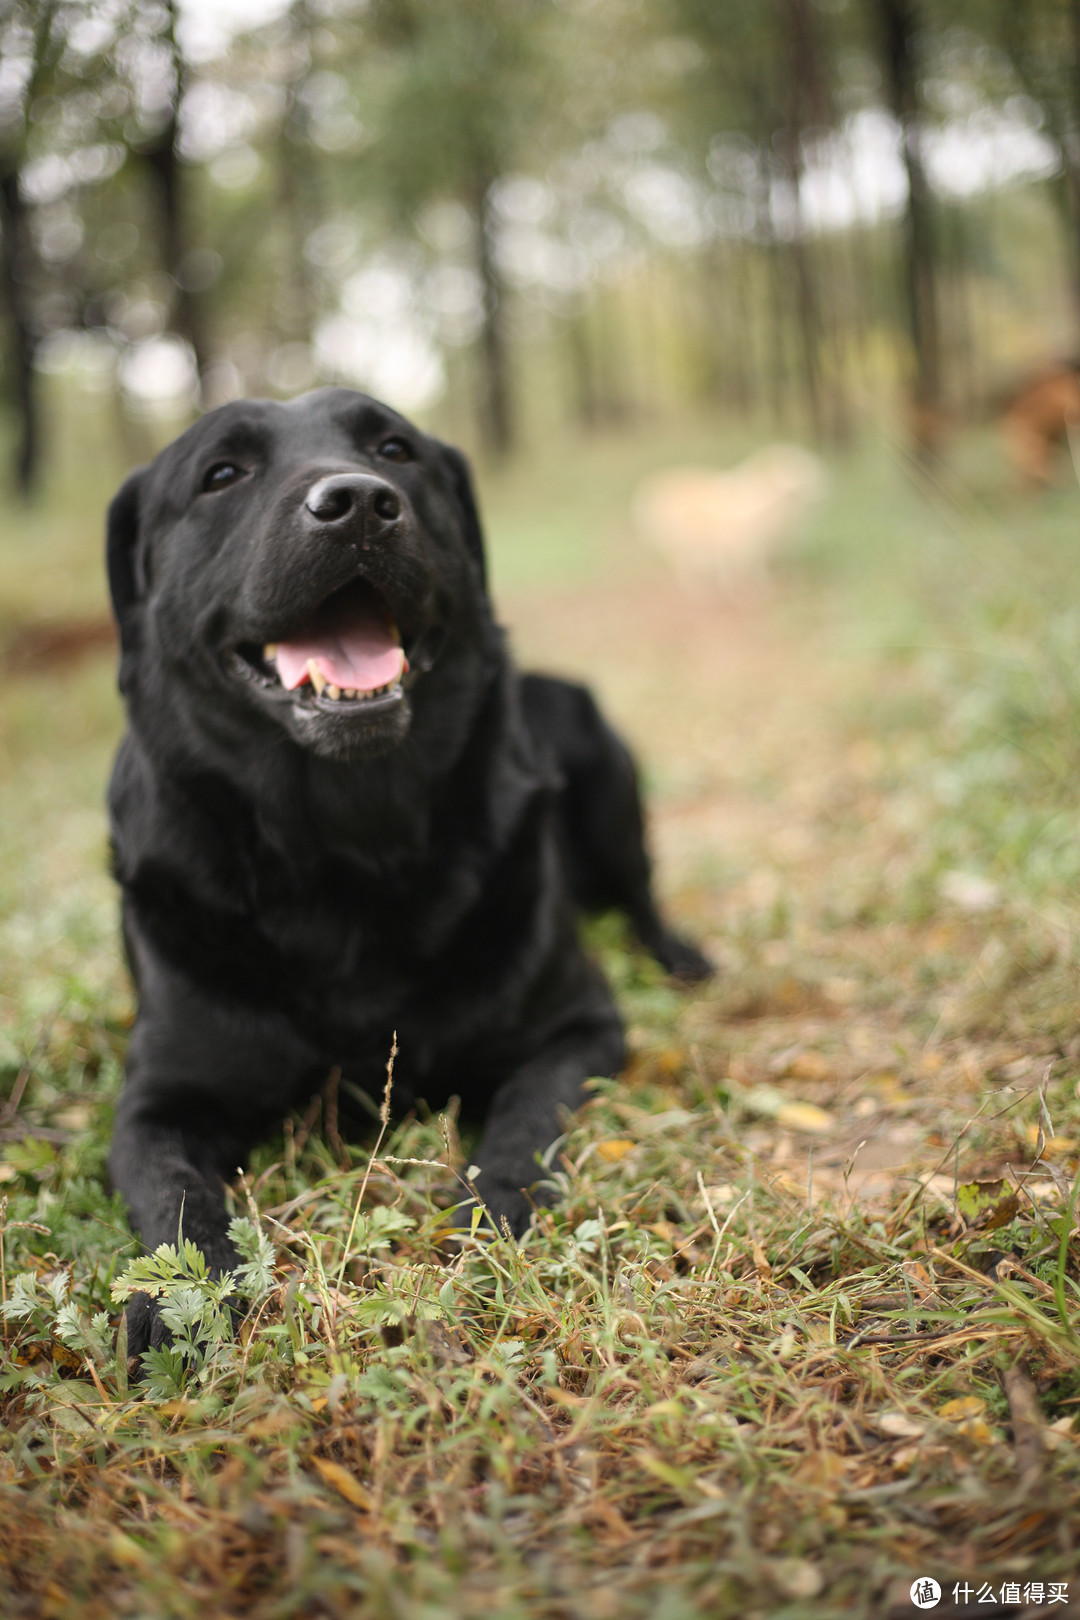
<box><xmin>3</xmin><ymin>390</ymin><xmax>1080</xmax><ymax>1616</ymax></box>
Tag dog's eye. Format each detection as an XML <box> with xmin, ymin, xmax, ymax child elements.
<box><xmin>202</xmin><ymin>461</ymin><xmax>245</xmax><ymax>493</ymax></box>
<box><xmin>377</xmin><ymin>437</ymin><xmax>413</xmax><ymax>464</ymax></box>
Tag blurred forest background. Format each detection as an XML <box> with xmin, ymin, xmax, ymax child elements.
<box><xmin>3</xmin><ymin>0</ymin><xmax>1080</xmax><ymax>493</ymax></box>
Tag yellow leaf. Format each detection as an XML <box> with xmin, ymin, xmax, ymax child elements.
<box><xmin>155</xmin><ymin>1398</ymin><xmax>200</xmax><ymax>1420</ymax></box>
<box><xmin>961</xmin><ymin>1418</ymin><xmax>995</xmax><ymax>1446</ymax></box>
<box><xmin>1023</xmin><ymin>1125</ymin><xmax>1077</xmax><ymax>1159</ymax></box>
<box><xmin>595</xmin><ymin>1138</ymin><xmax>636</xmax><ymax>1162</ymax></box>
<box><xmin>938</xmin><ymin>1396</ymin><xmax>985</xmax><ymax>1422</ymax></box>
<box><xmin>776</xmin><ymin>1101</ymin><xmax>832</xmax><ymax>1134</ymax></box>
<box><xmin>786</xmin><ymin>1052</ymin><xmax>832</xmax><ymax>1083</ymax></box>
<box><xmin>311</xmin><ymin>1457</ymin><xmax>372</xmax><ymax>1510</ymax></box>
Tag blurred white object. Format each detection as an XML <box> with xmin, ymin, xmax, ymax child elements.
<box><xmin>633</xmin><ymin>444</ymin><xmax>829</xmax><ymax>589</ymax></box>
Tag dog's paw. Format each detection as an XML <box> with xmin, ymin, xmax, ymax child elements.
<box><xmin>656</xmin><ymin>929</ymin><xmax>714</xmax><ymax>984</ymax></box>
<box><xmin>122</xmin><ymin>1290</ymin><xmax>172</xmax><ymax>1359</ymax></box>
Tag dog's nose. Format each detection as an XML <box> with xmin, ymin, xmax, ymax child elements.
<box><xmin>304</xmin><ymin>474</ymin><xmax>402</xmax><ymax>532</ymax></box>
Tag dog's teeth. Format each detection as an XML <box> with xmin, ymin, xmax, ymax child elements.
<box><xmin>307</xmin><ymin>659</ymin><xmax>326</xmax><ymax>695</ymax></box>
<box><xmin>264</xmin><ymin>643</ymin><xmax>278</xmax><ymax>661</ymax></box>
<box><xmin>327</xmin><ymin>684</ymin><xmax>341</xmax><ymax>700</ymax></box>
<box><xmin>344</xmin><ymin>688</ymin><xmax>357</xmax><ymax>699</ymax></box>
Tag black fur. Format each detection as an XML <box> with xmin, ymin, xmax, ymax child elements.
<box><xmin>104</xmin><ymin>387</ymin><xmax>710</xmax><ymax>1353</ymax></box>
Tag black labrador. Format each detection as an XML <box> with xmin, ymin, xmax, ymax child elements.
<box><xmin>105</xmin><ymin>388</ymin><xmax>710</xmax><ymax>1351</ymax></box>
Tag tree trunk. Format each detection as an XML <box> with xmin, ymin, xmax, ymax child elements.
<box><xmin>0</xmin><ymin>167</ymin><xmax>40</xmax><ymax>496</ymax></box>
<box><xmin>471</xmin><ymin>174</ymin><xmax>514</xmax><ymax>457</ymax></box>
<box><xmin>874</xmin><ymin>0</ymin><xmax>941</xmax><ymax>424</ymax></box>
<box><xmin>142</xmin><ymin>0</ymin><xmax>208</xmax><ymax>389</ymax></box>
<box><xmin>1066</xmin><ymin>0</ymin><xmax>1080</xmax><ymax>328</ymax></box>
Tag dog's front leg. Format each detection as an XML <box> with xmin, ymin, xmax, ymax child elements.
<box><xmin>467</xmin><ymin>1022</ymin><xmax>625</xmax><ymax>1237</ymax></box>
<box><xmin>108</xmin><ymin>954</ymin><xmax>320</xmax><ymax>1355</ymax></box>
<box><xmin>109</xmin><ymin>1092</ymin><xmax>257</xmax><ymax>1355</ymax></box>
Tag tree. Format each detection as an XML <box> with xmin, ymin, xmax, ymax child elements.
<box><xmin>362</xmin><ymin>0</ymin><xmax>556</xmax><ymax>455</ymax></box>
<box><xmin>132</xmin><ymin>0</ymin><xmax>210</xmax><ymax>386</ymax></box>
<box><xmin>0</xmin><ymin>0</ymin><xmax>65</xmax><ymax>494</ymax></box>
<box><xmin>870</xmin><ymin>0</ymin><xmax>942</xmax><ymax>429</ymax></box>
<box><xmin>972</xmin><ymin>0</ymin><xmax>1080</xmax><ymax>327</ymax></box>
<box><xmin>659</xmin><ymin>0</ymin><xmax>850</xmax><ymax>441</ymax></box>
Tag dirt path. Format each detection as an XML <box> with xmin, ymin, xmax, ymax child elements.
<box><xmin>503</xmin><ymin>571</ymin><xmax>1060</xmax><ymax>1219</ymax></box>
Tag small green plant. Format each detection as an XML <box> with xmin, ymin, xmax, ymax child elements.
<box><xmin>107</xmin><ymin>1215</ymin><xmax>277</xmax><ymax>1394</ymax></box>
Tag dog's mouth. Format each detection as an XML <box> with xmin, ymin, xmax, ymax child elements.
<box><xmin>231</xmin><ymin>578</ymin><xmax>408</xmax><ymax>712</ymax></box>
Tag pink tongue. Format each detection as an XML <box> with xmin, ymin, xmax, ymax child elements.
<box><xmin>277</xmin><ymin>618</ymin><xmax>405</xmax><ymax>694</ymax></box>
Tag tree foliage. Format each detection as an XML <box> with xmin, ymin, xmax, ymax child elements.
<box><xmin>0</xmin><ymin>0</ymin><xmax>1075</xmax><ymax>487</ymax></box>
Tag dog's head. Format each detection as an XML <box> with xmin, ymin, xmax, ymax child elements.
<box><xmin>107</xmin><ymin>389</ymin><xmax>492</xmax><ymax>763</ymax></box>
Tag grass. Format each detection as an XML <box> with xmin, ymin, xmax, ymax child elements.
<box><xmin>3</xmin><ymin>390</ymin><xmax>1080</xmax><ymax>1616</ymax></box>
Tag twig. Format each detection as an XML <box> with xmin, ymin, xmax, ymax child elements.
<box><xmin>1003</xmin><ymin>1359</ymin><xmax>1044</xmax><ymax>1486</ymax></box>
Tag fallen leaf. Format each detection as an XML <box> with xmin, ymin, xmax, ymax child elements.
<box><xmin>957</xmin><ymin>1418</ymin><xmax>995</xmax><ymax>1447</ymax></box>
<box><xmin>1023</xmin><ymin>1125</ymin><xmax>1077</xmax><ymax>1160</ymax></box>
<box><xmin>595</xmin><ymin>1138</ymin><xmax>636</xmax><ymax>1162</ymax></box>
<box><xmin>956</xmin><ymin>1180</ymin><xmax>1021</xmax><ymax>1232</ymax></box>
<box><xmin>937</xmin><ymin>1396</ymin><xmax>985</xmax><ymax>1421</ymax></box>
<box><xmin>155</xmin><ymin>1398</ymin><xmax>201</xmax><ymax>1420</ymax></box>
<box><xmin>744</xmin><ymin>1086</ymin><xmax>831</xmax><ymax>1131</ymax></box>
<box><xmin>877</xmin><ymin>1411</ymin><xmax>926</xmax><ymax>1439</ymax></box>
<box><xmin>902</xmin><ymin>1260</ymin><xmax>933</xmax><ymax>1298</ymax></box>
<box><xmin>311</xmin><ymin>1457</ymin><xmax>372</xmax><ymax>1510</ymax></box>
<box><xmin>776</xmin><ymin>1100</ymin><xmax>832</xmax><ymax>1134</ymax></box>
<box><xmin>790</xmin><ymin>1052</ymin><xmax>832</xmax><ymax>1083</ymax></box>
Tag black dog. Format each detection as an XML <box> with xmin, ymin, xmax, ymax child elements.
<box><xmin>105</xmin><ymin>388</ymin><xmax>710</xmax><ymax>1351</ymax></box>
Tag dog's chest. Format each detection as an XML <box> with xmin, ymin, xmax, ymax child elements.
<box><xmin>252</xmin><ymin>841</ymin><xmax>541</xmax><ymax>1035</ymax></box>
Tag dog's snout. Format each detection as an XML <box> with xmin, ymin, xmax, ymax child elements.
<box><xmin>304</xmin><ymin>474</ymin><xmax>402</xmax><ymax>533</ymax></box>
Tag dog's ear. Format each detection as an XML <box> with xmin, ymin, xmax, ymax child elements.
<box><xmin>106</xmin><ymin>468</ymin><xmax>147</xmax><ymax>688</ymax></box>
<box><xmin>436</xmin><ymin>442</ymin><xmax>488</xmax><ymax>593</ymax></box>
